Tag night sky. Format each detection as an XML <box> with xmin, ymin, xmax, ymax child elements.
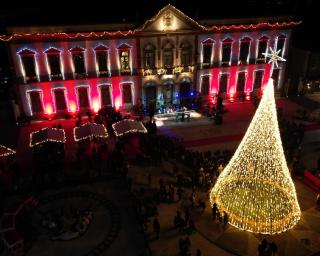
<box><xmin>0</xmin><ymin>0</ymin><xmax>318</xmax><ymax>71</ymax></box>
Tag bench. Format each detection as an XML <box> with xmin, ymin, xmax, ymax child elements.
<box><xmin>304</xmin><ymin>170</ymin><xmax>320</xmax><ymax>193</ymax></box>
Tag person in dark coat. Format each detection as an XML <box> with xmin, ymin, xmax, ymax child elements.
<box><xmin>153</xmin><ymin>217</ymin><xmax>160</xmax><ymax>239</ymax></box>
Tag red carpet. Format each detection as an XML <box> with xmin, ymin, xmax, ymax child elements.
<box><xmin>183</xmin><ymin>134</ymin><xmax>244</xmax><ymax>148</ymax></box>
<box><xmin>183</xmin><ymin>123</ymin><xmax>320</xmax><ymax>148</ymax></box>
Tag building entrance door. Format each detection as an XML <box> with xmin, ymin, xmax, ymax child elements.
<box><xmin>145</xmin><ymin>86</ymin><xmax>157</xmax><ymax>107</ymax></box>
<box><xmin>180</xmin><ymin>82</ymin><xmax>191</xmax><ymax>107</ymax></box>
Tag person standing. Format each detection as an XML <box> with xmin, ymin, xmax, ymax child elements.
<box><xmin>269</xmin><ymin>242</ymin><xmax>278</xmax><ymax>256</ymax></box>
<box><xmin>196</xmin><ymin>249</ymin><xmax>202</xmax><ymax>256</ymax></box>
<box><xmin>153</xmin><ymin>216</ymin><xmax>160</xmax><ymax>240</ymax></box>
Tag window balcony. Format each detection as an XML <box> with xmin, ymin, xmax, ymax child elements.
<box><xmin>50</xmin><ymin>73</ymin><xmax>63</xmax><ymax>81</ymax></box>
<box><xmin>98</xmin><ymin>70</ymin><xmax>110</xmax><ymax>77</ymax></box>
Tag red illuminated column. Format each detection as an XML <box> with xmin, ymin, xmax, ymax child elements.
<box><xmin>262</xmin><ymin>64</ymin><xmax>272</xmax><ymax>90</ymax></box>
<box><xmin>228</xmin><ymin>66</ymin><xmax>238</xmax><ymax>99</ymax></box>
<box><xmin>211</xmin><ymin>68</ymin><xmax>219</xmax><ymax>95</ymax></box>
<box><xmin>41</xmin><ymin>82</ymin><xmax>54</xmax><ymax>115</ymax></box>
<box><xmin>112</xmin><ymin>77</ymin><xmax>122</xmax><ymax>110</ymax></box>
<box><xmin>89</xmin><ymin>79</ymin><xmax>100</xmax><ymax>113</ymax></box>
<box><xmin>64</xmin><ymin>80</ymin><xmax>78</xmax><ymax>113</ymax></box>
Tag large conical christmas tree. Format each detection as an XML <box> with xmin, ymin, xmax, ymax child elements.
<box><xmin>210</xmin><ymin>78</ymin><xmax>301</xmax><ymax>234</ymax></box>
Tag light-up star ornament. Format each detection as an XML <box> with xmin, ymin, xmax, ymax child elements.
<box><xmin>263</xmin><ymin>46</ymin><xmax>286</xmax><ymax>69</ymax></box>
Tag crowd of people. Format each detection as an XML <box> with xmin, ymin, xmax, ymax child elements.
<box><xmin>0</xmin><ymin>97</ymin><xmax>316</xmax><ymax>255</ymax></box>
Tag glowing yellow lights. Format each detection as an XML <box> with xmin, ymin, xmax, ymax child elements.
<box><xmin>0</xmin><ymin>145</ymin><xmax>16</xmax><ymax>157</ymax></box>
<box><xmin>112</xmin><ymin>119</ymin><xmax>147</xmax><ymax>137</ymax></box>
<box><xmin>73</xmin><ymin>123</ymin><xmax>108</xmax><ymax>142</ymax></box>
<box><xmin>29</xmin><ymin>128</ymin><xmax>66</xmax><ymax>148</ymax></box>
<box><xmin>210</xmin><ymin>78</ymin><xmax>301</xmax><ymax>234</ymax></box>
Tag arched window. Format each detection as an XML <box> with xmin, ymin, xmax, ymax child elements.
<box><xmin>277</xmin><ymin>35</ymin><xmax>287</xmax><ymax>57</ymax></box>
<box><xmin>163</xmin><ymin>41</ymin><xmax>174</xmax><ymax>68</ymax></box>
<box><xmin>256</xmin><ymin>36</ymin><xmax>269</xmax><ymax>63</ymax></box>
<box><xmin>18</xmin><ymin>49</ymin><xmax>37</xmax><ymax>82</ymax></box>
<box><xmin>144</xmin><ymin>43</ymin><xmax>156</xmax><ymax>68</ymax></box>
<box><xmin>239</xmin><ymin>37</ymin><xmax>251</xmax><ymax>65</ymax></box>
<box><xmin>94</xmin><ymin>45</ymin><xmax>109</xmax><ymax>77</ymax></box>
<box><xmin>221</xmin><ymin>38</ymin><xmax>233</xmax><ymax>67</ymax></box>
<box><xmin>44</xmin><ymin>47</ymin><xmax>62</xmax><ymax>80</ymax></box>
<box><xmin>70</xmin><ymin>46</ymin><xmax>86</xmax><ymax>77</ymax></box>
<box><xmin>180</xmin><ymin>41</ymin><xmax>192</xmax><ymax>66</ymax></box>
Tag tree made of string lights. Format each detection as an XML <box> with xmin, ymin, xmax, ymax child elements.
<box><xmin>210</xmin><ymin>47</ymin><xmax>301</xmax><ymax>234</ymax></box>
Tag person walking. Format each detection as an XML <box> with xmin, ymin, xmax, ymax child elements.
<box><xmin>153</xmin><ymin>216</ymin><xmax>160</xmax><ymax>240</ymax></box>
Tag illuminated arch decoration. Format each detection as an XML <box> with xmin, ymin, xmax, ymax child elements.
<box><xmin>210</xmin><ymin>78</ymin><xmax>301</xmax><ymax>234</ymax></box>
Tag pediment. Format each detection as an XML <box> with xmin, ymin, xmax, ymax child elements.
<box><xmin>138</xmin><ymin>4</ymin><xmax>203</xmax><ymax>33</ymax></box>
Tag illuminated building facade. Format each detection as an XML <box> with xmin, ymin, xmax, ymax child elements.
<box><xmin>1</xmin><ymin>4</ymin><xmax>300</xmax><ymax>118</ymax></box>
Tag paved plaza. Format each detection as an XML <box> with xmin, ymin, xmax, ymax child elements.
<box><xmin>1</xmin><ymin>97</ymin><xmax>320</xmax><ymax>256</ymax></box>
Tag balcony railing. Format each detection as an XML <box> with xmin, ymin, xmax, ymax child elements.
<box><xmin>142</xmin><ymin>65</ymin><xmax>194</xmax><ymax>77</ymax></box>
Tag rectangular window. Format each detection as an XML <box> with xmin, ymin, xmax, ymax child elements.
<box><xmin>202</xmin><ymin>44</ymin><xmax>212</xmax><ymax>65</ymax></box>
<box><xmin>201</xmin><ymin>76</ymin><xmax>210</xmax><ymax>95</ymax></box>
<box><xmin>122</xmin><ymin>83</ymin><xmax>132</xmax><ymax>104</ymax></box>
<box><xmin>47</xmin><ymin>54</ymin><xmax>61</xmax><ymax>78</ymax></box>
<box><xmin>77</xmin><ymin>87</ymin><xmax>90</xmax><ymax>108</ymax></box>
<box><xmin>219</xmin><ymin>74</ymin><xmax>229</xmax><ymax>93</ymax></box>
<box><xmin>100</xmin><ymin>86</ymin><xmax>112</xmax><ymax>106</ymax></box>
<box><xmin>257</xmin><ymin>41</ymin><xmax>268</xmax><ymax>62</ymax></box>
<box><xmin>96</xmin><ymin>51</ymin><xmax>108</xmax><ymax>74</ymax></box>
<box><xmin>181</xmin><ymin>49</ymin><xmax>191</xmax><ymax>66</ymax></box>
<box><xmin>29</xmin><ymin>91</ymin><xmax>43</xmax><ymax>113</ymax></box>
<box><xmin>253</xmin><ymin>70</ymin><xmax>264</xmax><ymax>89</ymax></box>
<box><xmin>22</xmin><ymin>55</ymin><xmax>37</xmax><ymax>79</ymax></box>
<box><xmin>163</xmin><ymin>49</ymin><xmax>173</xmax><ymax>68</ymax></box>
<box><xmin>221</xmin><ymin>44</ymin><xmax>232</xmax><ymax>66</ymax></box>
<box><xmin>145</xmin><ymin>51</ymin><xmax>155</xmax><ymax>68</ymax></box>
<box><xmin>72</xmin><ymin>53</ymin><xmax>86</xmax><ymax>74</ymax></box>
<box><xmin>277</xmin><ymin>38</ymin><xmax>286</xmax><ymax>57</ymax></box>
<box><xmin>120</xmin><ymin>50</ymin><xmax>130</xmax><ymax>74</ymax></box>
<box><xmin>54</xmin><ymin>89</ymin><xmax>67</xmax><ymax>111</ymax></box>
<box><xmin>237</xmin><ymin>72</ymin><xmax>246</xmax><ymax>92</ymax></box>
<box><xmin>239</xmin><ymin>42</ymin><xmax>250</xmax><ymax>64</ymax></box>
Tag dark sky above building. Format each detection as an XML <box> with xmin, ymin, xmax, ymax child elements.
<box><xmin>0</xmin><ymin>0</ymin><xmax>318</xmax><ymax>72</ymax></box>
<box><xmin>0</xmin><ymin>0</ymin><xmax>309</xmax><ymax>27</ymax></box>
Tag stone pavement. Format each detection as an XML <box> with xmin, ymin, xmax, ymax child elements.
<box><xmin>128</xmin><ymin>158</ymin><xmax>320</xmax><ymax>256</ymax></box>
<box><xmin>2</xmin><ymin>180</ymin><xmax>146</xmax><ymax>256</ymax></box>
